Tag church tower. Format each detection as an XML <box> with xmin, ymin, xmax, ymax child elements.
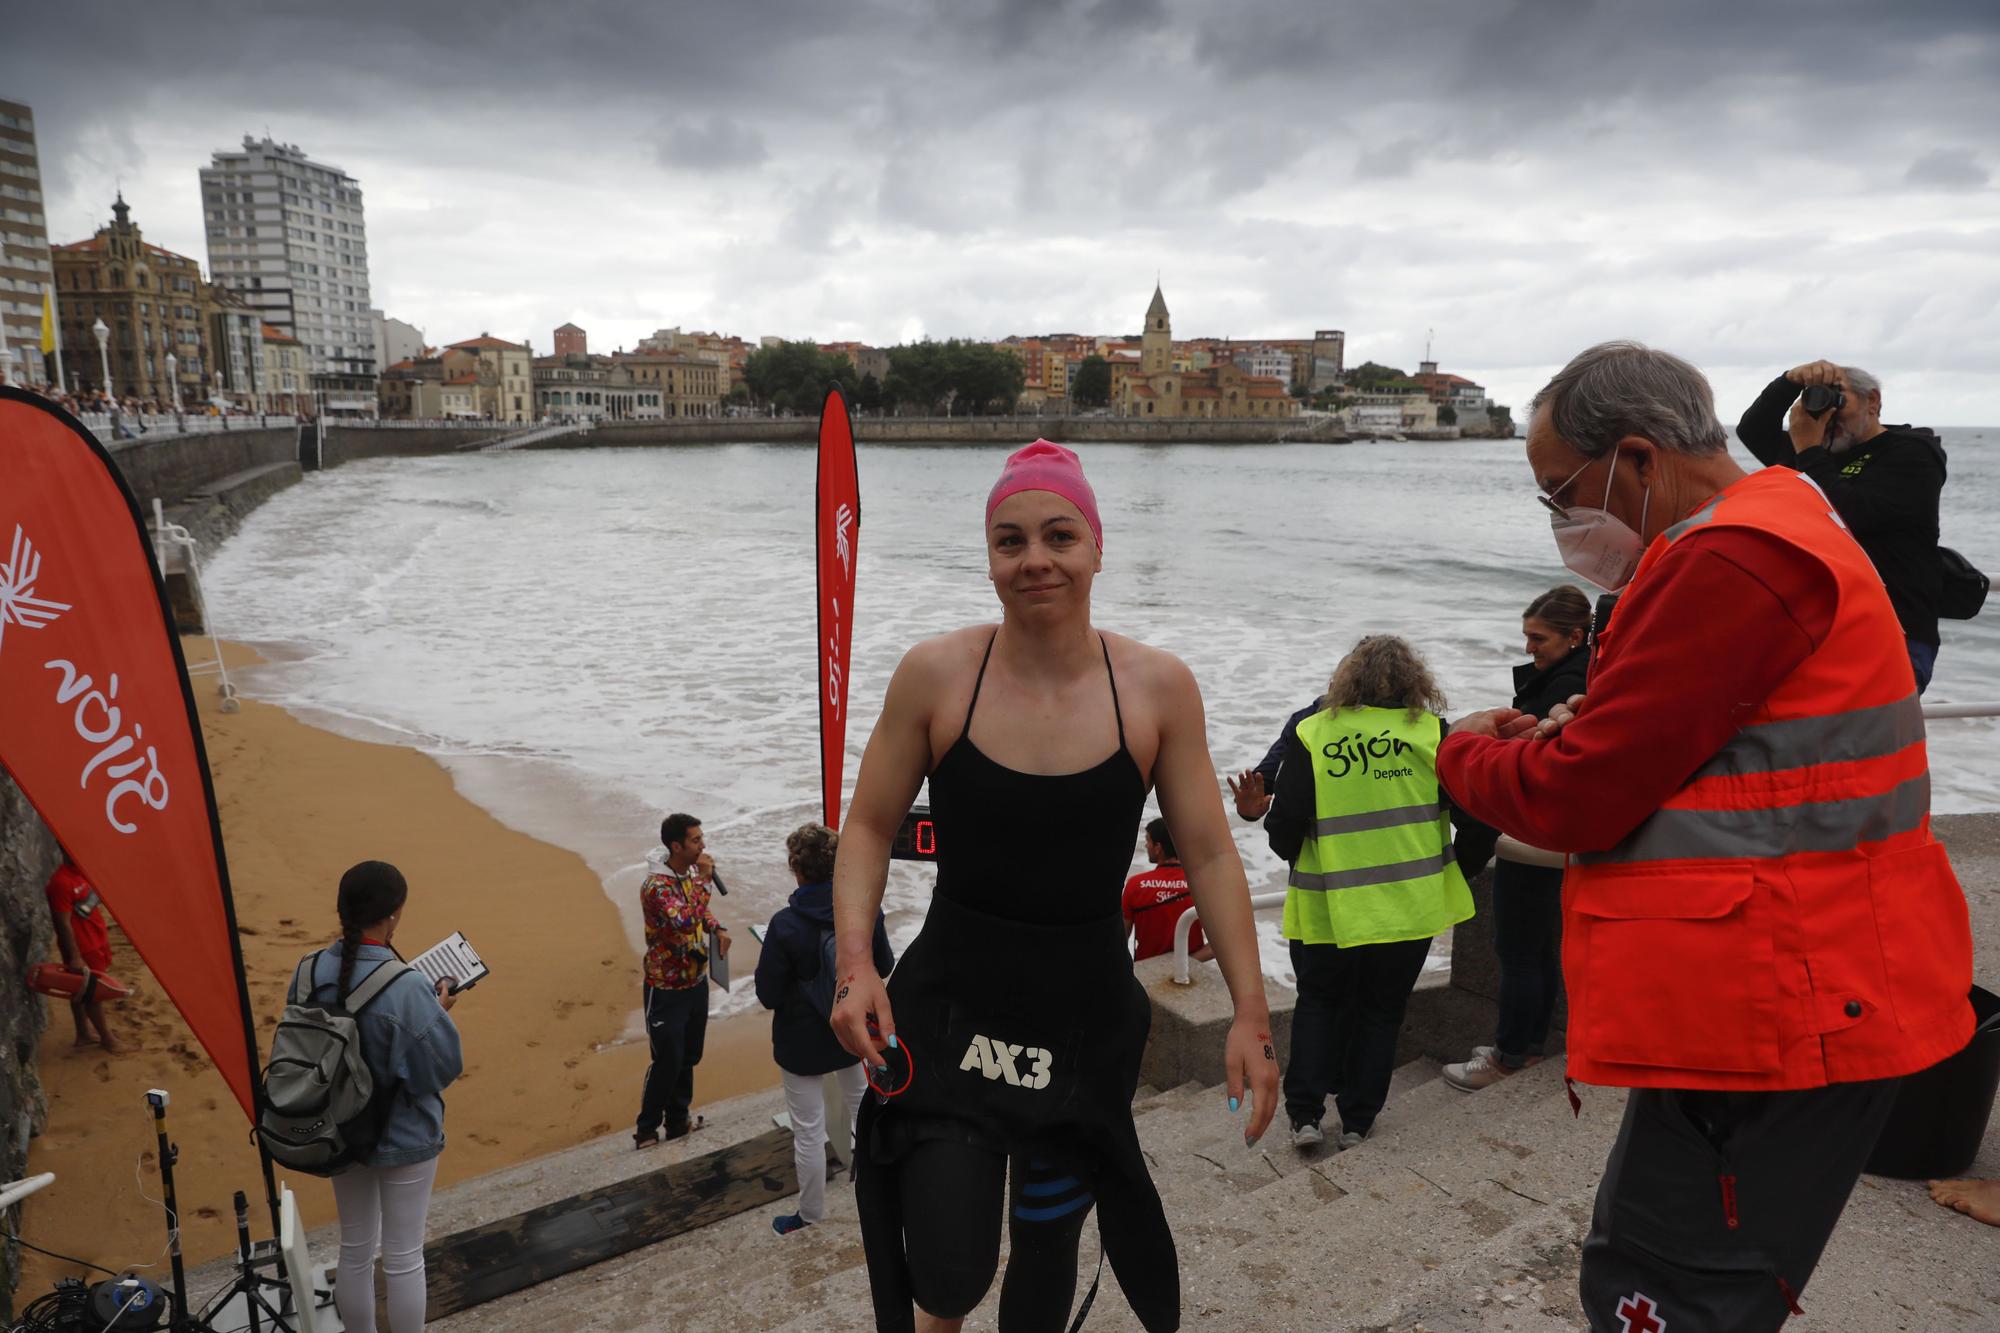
<box><xmin>1142</xmin><ymin>282</ymin><xmax>1171</xmax><ymax>375</ymax></box>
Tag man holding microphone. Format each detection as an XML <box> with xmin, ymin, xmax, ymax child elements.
<box><xmin>1443</xmin><ymin>341</ymin><xmax>1973</xmax><ymax>1330</ymax></box>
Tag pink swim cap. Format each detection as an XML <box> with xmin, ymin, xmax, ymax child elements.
<box><xmin>985</xmin><ymin>440</ymin><xmax>1103</xmax><ymax>551</ymax></box>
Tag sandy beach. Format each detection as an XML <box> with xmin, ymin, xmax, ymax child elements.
<box><xmin>17</xmin><ymin>640</ymin><xmax>780</xmax><ymax>1296</ymax></box>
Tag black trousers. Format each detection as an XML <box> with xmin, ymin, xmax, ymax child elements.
<box><xmin>1284</xmin><ymin>935</ymin><xmax>1431</xmax><ymax>1135</ymax></box>
<box><xmin>1580</xmin><ymin>1076</ymin><xmax>1900</xmax><ymax>1332</ymax></box>
<box><xmin>1492</xmin><ymin>860</ymin><xmax>1563</xmax><ymax>1065</ymax></box>
<box><xmin>636</xmin><ymin>982</ymin><xmax>708</xmax><ymax>1137</ymax></box>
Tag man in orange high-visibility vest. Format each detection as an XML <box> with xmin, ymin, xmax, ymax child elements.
<box><xmin>1443</xmin><ymin>341</ymin><xmax>1974</xmax><ymax>1332</ymax></box>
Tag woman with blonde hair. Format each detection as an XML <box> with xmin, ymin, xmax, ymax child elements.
<box><xmin>1265</xmin><ymin>634</ymin><xmax>1475</xmax><ymax>1151</ymax></box>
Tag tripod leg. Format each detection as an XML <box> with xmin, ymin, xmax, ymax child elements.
<box><xmin>150</xmin><ymin>1095</ymin><xmax>192</xmax><ymax>1333</ymax></box>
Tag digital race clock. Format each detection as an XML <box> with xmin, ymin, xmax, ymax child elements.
<box><xmin>890</xmin><ymin>804</ymin><xmax>938</xmax><ymax>862</ymax></box>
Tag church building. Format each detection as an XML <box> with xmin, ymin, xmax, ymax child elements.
<box><xmin>1112</xmin><ymin>284</ymin><xmax>1299</xmax><ymax>419</ymax></box>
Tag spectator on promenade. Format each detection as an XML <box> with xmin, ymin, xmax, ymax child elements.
<box><xmin>1446</xmin><ymin>341</ymin><xmax>1973</xmax><ymax>1328</ymax></box>
<box><xmin>42</xmin><ymin>856</ymin><xmax>120</xmax><ymax>1053</ymax></box>
<box><xmin>306</xmin><ymin>861</ymin><xmax>463</xmax><ymax>1333</ymax></box>
<box><xmin>755</xmin><ymin>822</ymin><xmax>895</xmax><ymax>1237</ymax></box>
<box><xmin>1736</xmin><ymin>360</ymin><xmax>1947</xmax><ymax>691</ymax></box>
<box><xmin>1266</xmin><ymin>635</ymin><xmax>1474</xmax><ymax>1153</ymax></box>
<box><xmin>634</xmin><ymin>812</ymin><xmax>730</xmax><ymax>1149</ymax></box>
<box><xmin>1442</xmin><ymin>585</ymin><xmax>1592</xmax><ymax>1093</ymax></box>
<box><xmin>1122</xmin><ymin>817</ymin><xmax>1213</xmax><ymax>963</ymax></box>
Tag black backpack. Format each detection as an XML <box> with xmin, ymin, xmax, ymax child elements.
<box><xmin>257</xmin><ymin>952</ymin><xmax>409</xmax><ymax>1176</ymax></box>
<box><xmin>1939</xmin><ymin>546</ymin><xmax>1988</xmax><ymax>620</ymax></box>
<box><xmin>800</xmin><ymin>926</ymin><xmax>841</xmax><ymax>1020</ymax></box>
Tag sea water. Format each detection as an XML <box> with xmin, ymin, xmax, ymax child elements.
<box><xmin>203</xmin><ymin>434</ymin><xmax>2000</xmax><ymax>1013</ymax></box>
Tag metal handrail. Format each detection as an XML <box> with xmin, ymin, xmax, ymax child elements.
<box><xmin>1170</xmin><ymin>699</ymin><xmax>2000</xmax><ymax>985</ymax></box>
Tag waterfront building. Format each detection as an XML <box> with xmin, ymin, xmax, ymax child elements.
<box><xmin>0</xmin><ymin>98</ymin><xmax>51</xmax><ymax>386</ymax></box>
<box><xmin>371</xmin><ymin>309</ymin><xmax>424</xmax><ymax>371</ymax></box>
<box><xmin>379</xmin><ymin>355</ymin><xmax>444</xmax><ymax>418</ymax></box>
<box><xmin>614</xmin><ymin>349</ymin><xmax>723</xmax><ymax>417</ymax></box>
<box><xmin>532</xmin><ymin>351</ymin><xmax>664</xmax><ymax>421</ymax></box>
<box><xmin>1234</xmin><ymin>347</ymin><xmax>1295</xmax><ymax>383</ymax></box>
<box><xmin>1412</xmin><ymin>358</ymin><xmax>1492</xmax><ymax>420</ymax></box>
<box><xmin>205</xmin><ymin>281</ymin><xmax>266</xmax><ymax>407</ymax></box>
<box><xmin>52</xmin><ymin>196</ymin><xmax>216</xmax><ymax>407</ymax></box>
<box><xmin>443</xmin><ymin>333</ymin><xmax>534</xmax><ymax>422</ymax></box>
<box><xmin>638</xmin><ymin>326</ymin><xmax>746</xmax><ymax>392</ymax></box>
<box><xmin>1113</xmin><ymin>285</ymin><xmax>1299</xmax><ymax>419</ymax></box>
<box><xmin>200</xmin><ymin>136</ymin><xmax>376</xmax><ymax>410</ymax></box>
<box><xmin>553</xmin><ymin>322</ymin><xmax>587</xmax><ymax>358</ymax></box>
<box><xmin>261</xmin><ymin>322</ymin><xmax>308</xmax><ymax>413</ymax></box>
<box><xmin>1311</xmin><ymin>329</ymin><xmax>1346</xmax><ymax>390</ymax></box>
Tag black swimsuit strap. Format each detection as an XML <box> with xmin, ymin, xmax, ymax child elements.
<box><xmin>961</xmin><ymin>629</ymin><xmax>1127</xmax><ymax>752</ymax></box>
<box><xmin>1099</xmin><ymin>635</ymin><xmax>1127</xmax><ymax>751</ymax></box>
<box><xmin>962</xmin><ymin>629</ymin><xmax>1000</xmax><ymax>736</ymax></box>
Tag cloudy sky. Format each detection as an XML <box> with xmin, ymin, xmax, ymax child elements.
<box><xmin>7</xmin><ymin>0</ymin><xmax>1998</xmax><ymax>422</ymax></box>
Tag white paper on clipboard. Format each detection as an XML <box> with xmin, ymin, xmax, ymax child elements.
<box><xmin>410</xmin><ymin>932</ymin><xmax>489</xmax><ymax>994</ymax></box>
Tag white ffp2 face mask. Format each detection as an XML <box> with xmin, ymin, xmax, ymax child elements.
<box><xmin>1548</xmin><ymin>453</ymin><xmax>1649</xmax><ymax>592</ymax></box>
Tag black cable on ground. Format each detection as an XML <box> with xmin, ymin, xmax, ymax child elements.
<box><xmin>3</xmin><ymin>1228</ymin><xmax>123</xmax><ymax>1277</ymax></box>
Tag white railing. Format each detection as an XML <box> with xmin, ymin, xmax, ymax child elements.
<box><xmin>80</xmin><ymin>412</ymin><xmax>296</xmax><ymax>440</ymax></box>
<box><xmin>1171</xmin><ymin>700</ymin><xmax>2000</xmax><ymax>985</ymax></box>
<box><xmin>480</xmin><ymin>419</ymin><xmax>595</xmax><ymax>451</ymax></box>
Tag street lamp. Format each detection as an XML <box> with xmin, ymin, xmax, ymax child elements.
<box><xmin>92</xmin><ymin>317</ymin><xmax>112</xmax><ymax>402</ymax></box>
<box><xmin>164</xmin><ymin>351</ymin><xmax>177</xmax><ymax>417</ymax></box>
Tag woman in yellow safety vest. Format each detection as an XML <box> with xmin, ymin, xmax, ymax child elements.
<box><xmin>1264</xmin><ymin>634</ymin><xmax>1474</xmax><ymax>1152</ymax></box>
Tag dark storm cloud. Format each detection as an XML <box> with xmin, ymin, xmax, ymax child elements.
<box><xmin>5</xmin><ymin>0</ymin><xmax>1998</xmax><ymax>419</ymax></box>
<box><xmin>1905</xmin><ymin>148</ymin><xmax>1990</xmax><ymax>191</ymax></box>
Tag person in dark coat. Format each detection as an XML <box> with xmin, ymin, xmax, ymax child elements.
<box><xmin>756</xmin><ymin>822</ymin><xmax>894</xmax><ymax>1235</ymax></box>
<box><xmin>1736</xmin><ymin>359</ymin><xmax>1947</xmax><ymax>691</ymax></box>
<box><xmin>1443</xmin><ymin>585</ymin><xmax>1592</xmax><ymax>1091</ymax></box>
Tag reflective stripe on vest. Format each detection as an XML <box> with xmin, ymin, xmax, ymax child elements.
<box><xmin>1285</xmin><ymin>706</ymin><xmax>1473</xmax><ymax>947</ymax></box>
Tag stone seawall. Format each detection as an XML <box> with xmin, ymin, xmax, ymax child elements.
<box><xmin>320</xmin><ymin>425</ymin><xmax>512</xmax><ymax>468</ymax></box>
<box><xmin>579</xmin><ymin>414</ymin><xmax>1351</xmax><ymax>448</ymax></box>
<box><xmin>108</xmin><ymin>426</ymin><xmax>300</xmax><ymax>512</ymax></box>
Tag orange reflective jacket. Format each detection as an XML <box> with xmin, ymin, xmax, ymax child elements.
<box><xmin>1564</xmin><ymin>467</ymin><xmax>1974</xmax><ymax>1091</ymax></box>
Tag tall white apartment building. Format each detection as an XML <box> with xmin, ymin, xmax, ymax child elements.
<box><xmin>200</xmin><ymin>136</ymin><xmax>375</xmax><ymax>404</ymax></box>
<box><xmin>0</xmin><ymin>98</ymin><xmax>52</xmax><ymax>386</ymax></box>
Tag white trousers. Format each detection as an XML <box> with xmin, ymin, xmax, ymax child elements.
<box><xmin>330</xmin><ymin>1157</ymin><xmax>438</xmax><ymax>1333</ymax></box>
<box><xmin>783</xmin><ymin>1064</ymin><xmax>867</xmax><ymax>1223</ymax></box>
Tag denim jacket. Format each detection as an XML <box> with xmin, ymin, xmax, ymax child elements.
<box><xmin>306</xmin><ymin>941</ymin><xmax>464</xmax><ymax>1168</ymax></box>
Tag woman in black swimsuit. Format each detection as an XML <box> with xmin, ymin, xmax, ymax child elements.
<box><xmin>831</xmin><ymin>441</ymin><xmax>1278</xmax><ymax>1332</ymax></box>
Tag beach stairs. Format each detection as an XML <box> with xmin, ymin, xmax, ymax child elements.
<box><xmin>413</xmin><ymin>1052</ymin><xmax>1999</xmax><ymax>1332</ymax></box>
<box><xmin>475</xmin><ymin>420</ymin><xmax>595</xmax><ymax>452</ymax></box>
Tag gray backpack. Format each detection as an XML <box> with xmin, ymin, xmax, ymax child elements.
<box><xmin>256</xmin><ymin>951</ymin><xmax>409</xmax><ymax>1175</ymax></box>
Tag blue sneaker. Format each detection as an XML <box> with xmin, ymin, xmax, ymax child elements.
<box><xmin>772</xmin><ymin>1212</ymin><xmax>810</xmax><ymax>1236</ymax></box>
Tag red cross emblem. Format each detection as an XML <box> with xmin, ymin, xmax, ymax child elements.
<box><xmin>1616</xmin><ymin>1292</ymin><xmax>1665</xmax><ymax>1333</ymax></box>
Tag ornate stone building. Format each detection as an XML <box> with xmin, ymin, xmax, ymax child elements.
<box><xmin>52</xmin><ymin>195</ymin><xmax>262</xmax><ymax>407</ymax></box>
<box><xmin>442</xmin><ymin>333</ymin><xmax>533</xmax><ymax>422</ymax></box>
<box><xmin>1113</xmin><ymin>285</ymin><xmax>1299</xmax><ymax>419</ymax></box>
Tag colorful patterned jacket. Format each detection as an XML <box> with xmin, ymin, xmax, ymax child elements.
<box><xmin>642</xmin><ymin>864</ymin><xmax>721</xmax><ymax>991</ymax></box>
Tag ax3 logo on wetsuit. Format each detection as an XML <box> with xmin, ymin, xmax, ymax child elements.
<box><xmin>1321</xmin><ymin>730</ymin><xmax>1416</xmax><ymax>782</ymax></box>
<box><xmin>958</xmin><ymin>1033</ymin><xmax>1054</xmax><ymax>1090</ymax></box>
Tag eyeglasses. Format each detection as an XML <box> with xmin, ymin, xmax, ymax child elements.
<box><xmin>1536</xmin><ymin>457</ymin><xmax>1598</xmax><ymax>520</ymax></box>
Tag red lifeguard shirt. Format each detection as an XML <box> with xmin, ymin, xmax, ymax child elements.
<box><xmin>44</xmin><ymin>863</ymin><xmax>112</xmax><ymax>970</ymax></box>
<box><xmin>1122</xmin><ymin>862</ymin><xmax>1203</xmax><ymax>962</ymax></box>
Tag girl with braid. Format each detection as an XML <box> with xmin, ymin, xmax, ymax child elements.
<box><xmin>299</xmin><ymin>860</ymin><xmax>464</xmax><ymax>1333</ymax></box>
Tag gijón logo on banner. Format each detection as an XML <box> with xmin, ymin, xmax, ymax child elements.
<box><xmin>0</xmin><ymin>389</ymin><xmax>258</xmax><ymax>1119</ymax></box>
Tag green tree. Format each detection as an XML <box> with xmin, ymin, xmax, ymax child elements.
<box><xmin>1438</xmin><ymin>404</ymin><xmax>1458</xmax><ymax>427</ymax></box>
<box><xmin>742</xmin><ymin>340</ymin><xmax>858</xmax><ymax>415</ymax></box>
<box><xmin>1345</xmin><ymin>361</ymin><xmax>1410</xmax><ymax>391</ymax></box>
<box><xmin>856</xmin><ymin>372</ymin><xmax>883</xmax><ymax>414</ymax></box>
<box><xmin>1070</xmin><ymin>354</ymin><xmax>1111</xmax><ymax>409</ymax></box>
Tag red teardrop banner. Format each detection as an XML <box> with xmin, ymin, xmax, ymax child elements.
<box><xmin>0</xmin><ymin>388</ymin><xmax>260</xmax><ymax>1119</ymax></box>
<box><xmin>816</xmin><ymin>387</ymin><xmax>860</xmax><ymax>829</ymax></box>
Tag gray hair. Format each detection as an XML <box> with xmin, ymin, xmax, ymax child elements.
<box><xmin>1530</xmin><ymin>340</ymin><xmax>1728</xmax><ymax>458</ymax></box>
<box><xmin>1842</xmin><ymin>365</ymin><xmax>1881</xmax><ymax>399</ymax></box>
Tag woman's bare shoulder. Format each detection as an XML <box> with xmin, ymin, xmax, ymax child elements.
<box><xmin>1099</xmin><ymin>630</ymin><xmax>1200</xmax><ymax>698</ymax></box>
<box><xmin>895</xmin><ymin>625</ymin><xmax>1000</xmax><ymax>684</ymax></box>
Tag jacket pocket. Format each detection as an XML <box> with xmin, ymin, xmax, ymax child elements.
<box><xmin>1866</xmin><ymin>840</ymin><xmax>1974</xmax><ymax>1031</ymax></box>
<box><xmin>1568</xmin><ymin>865</ymin><xmax>1782</xmax><ymax>1075</ymax></box>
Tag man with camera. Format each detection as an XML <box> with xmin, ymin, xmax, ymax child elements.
<box><xmin>1736</xmin><ymin>361</ymin><xmax>1948</xmax><ymax>691</ymax></box>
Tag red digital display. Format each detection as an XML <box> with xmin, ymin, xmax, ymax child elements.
<box><xmin>891</xmin><ymin>805</ymin><xmax>940</xmax><ymax>862</ymax></box>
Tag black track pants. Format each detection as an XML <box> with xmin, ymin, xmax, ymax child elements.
<box><xmin>1580</xmin><ymin>1076</ymin><xmax>1900</xmax><ymax>1332</ymax></box>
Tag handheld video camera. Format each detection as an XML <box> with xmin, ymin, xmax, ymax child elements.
<box><xmin>1800</xmin><ymin>383</ymin><xmax>1845</xmax><ymax>419</ymax></box>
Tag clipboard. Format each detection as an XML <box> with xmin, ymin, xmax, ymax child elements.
<box><xmin>704</xmin><ymin>926</ymin><xmax>730</xmax><ymax>991</ymax></box>
<box><xmin>409</xmin><ymin>931</ymin><xmax>489</xmax><ymax>994</ymax></box>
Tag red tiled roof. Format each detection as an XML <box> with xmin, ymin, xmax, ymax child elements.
<box><xmin>444</xmin><ymin>371</ymin><xmax>479</xmax><ymax>385</ymax></box>
<box><xmin>554</xmin><ymin>322</ymin><xmax>584</xmax><ymax>334</ymax></box>
<box><xmin>261</xmin><ymin>323</ymin><xmax>300</xmax><ymax>344</ymax></box>
<box><xmin>1128</xmin><ymin>384</ymin><xmax>1155</xmax><ymax>397</ymax></box>
<box><xmin>448</xmin><ymin>335</ymin><xmax>525</xmax><ymax>351</ymax></box>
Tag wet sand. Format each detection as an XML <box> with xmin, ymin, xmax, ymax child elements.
<box><xmin>18</xmin><ymin>640</ymin><xmax>778</xmax><ymax>1294</ymax></box>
